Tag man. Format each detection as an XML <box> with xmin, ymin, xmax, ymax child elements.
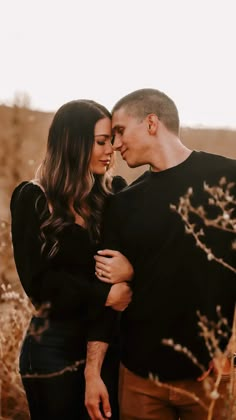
<box><xmin>85</xmin><ymin>88</ymin><xmax>236</xmax><ymax>419</ymax></box>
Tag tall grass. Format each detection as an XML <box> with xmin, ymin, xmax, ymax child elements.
<box><xmin>0</xmin><ymin>220</ymin><xmax>33</xmax><ymax>419</ymax></box>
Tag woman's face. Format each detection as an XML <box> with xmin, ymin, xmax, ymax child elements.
<box><xmin>89</xmin><ymin>117</ymin><xmax>114</xmax><ymax>175</ymax></box>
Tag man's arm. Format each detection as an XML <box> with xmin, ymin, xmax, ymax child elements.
<box><xmin>85</xmin><ymin>341</ymin><xmax>111</xmax><ymax>420</ymax></box>
<box><xmin>85</xmin><ymin>285</ymin><xmax>131</xmax><ymax>419</ymax></box>
<box><xmin>85</xmin><ymin>195</ymin><xmax>125</xmax><ymax>419</ymax></box>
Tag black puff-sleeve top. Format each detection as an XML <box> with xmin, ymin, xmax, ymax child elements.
<box><xmin>10</xmin><ymin>177</ymin><xmax>127</xmax><ymax>321</ymax></box>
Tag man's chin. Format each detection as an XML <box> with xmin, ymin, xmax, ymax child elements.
<box><xmin>124</xmin><ymin>159</ymin><xmax>140</xmax><ymax>169</ymax></box>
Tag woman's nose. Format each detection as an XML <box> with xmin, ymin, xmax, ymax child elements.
<box><xmin>105</xmin><ymin>141</ymin><xmax>114</xmax><ymax>154</ymax></box>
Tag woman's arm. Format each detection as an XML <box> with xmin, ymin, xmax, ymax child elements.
<box><xmin>10</xmin><ymin>182</ymin><xmax>112</xmax><ymax>317</ymax></box>
<box><xmin>10</xmin><ymin>182</ymin><xmax>131</xmax><ymax>318</ymax></box>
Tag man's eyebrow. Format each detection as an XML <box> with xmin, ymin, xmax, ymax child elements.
<box><xmin>112</xmin><ymin>125</ymin><xmax>123</xmax><ymax>133</ymax></box>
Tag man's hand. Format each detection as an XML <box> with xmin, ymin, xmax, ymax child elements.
<box><xmin>85</xmin><ymin>374</ymin><xmax>111</xmax><ymax>420</ymax></box>
<box><xmin>85</xmin><ymin>342</ymin><xmax>110</xmax><ymax>419</ymax></box>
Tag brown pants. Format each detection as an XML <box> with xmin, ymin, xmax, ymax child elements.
<box><xmin>119</xmin><ymin>364</ymin><xmax>230</xmax><ymax>420</ymax></box>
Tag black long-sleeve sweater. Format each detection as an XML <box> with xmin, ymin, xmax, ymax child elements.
<box><xmin>10</xmin><ymin>176</ymin><xmax>127</xmax><ymax>324</ymax></box>
<box><xmin>88</xmin><ymin>151</ymin><xmax>236</xmax><ymax>381</ymax></box>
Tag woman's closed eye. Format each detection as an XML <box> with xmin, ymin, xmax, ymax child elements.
<box><xmin>95</xmin><ymin>135</ymin><xmax>114</xmax><ymax>146</ymax></box>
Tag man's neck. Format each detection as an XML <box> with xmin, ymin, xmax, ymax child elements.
<box><xmin>150</xmin><ymin>138</ymin><xmax>192</xmax><ymax>172</ymax></box>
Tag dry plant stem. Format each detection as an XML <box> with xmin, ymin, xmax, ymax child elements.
<box><xmin>0</xmin><ymin>281</ymin><xmax>33</xmax><ymax>419</ymax></box>
<box><xmin>162</xmin><ymin>308</ymin><xmax>236</xmax><ymax>420</ymax></box>
<box><xmin>0</xmin><ymin>378</ymin><xmax>2</xmax><ymax>419</ymax></box>
<box><xmin>197</xmin><ymin>308</ymin><xmax>229</xmax><ymax>360</ymax></box>
<box><xmin>185</xmin><ymin>202</ymin><xmax>235</xmax><ymax>233</ymax></box>
<box><xmin>207</xmin><ymin>372</ymin><xmax>222</xmax><ymax>420</ymax></box>
<box><xmin>181</xmin><ymin>208</ymin><xmax>236</xmax><ymax>273</ymax></box>
<box><xmin>226</xmin><ymin>309</ymin><xmax>236</xmax><ymax>419</ymax></box>
<box><xmin>149</xmin><ymin>374</ymin><xmax>209</xmax><ymax>412</ymax></box>
<box><xmin>162</xmin><ymin>180</ymin><xmax>236</xmax><ymax>419</ymax></box>
<box><xmin>21</xmin><ymin>359</ymin><xmax>85</xmax><ymax>379</ymax></box>
<box><xmin>183</xmin><ymin>217</ymin><xmax>235</xmax><ymax>273</ymax></box>
<box><xmin>170</xmin><ymin>179</ymin><xmax>236</xmax><ymax>274</ymax></box>
<box><xmin>162</xmin><ymin>338</ymin><xmax>206</xmax><ymax>373</ymax></box>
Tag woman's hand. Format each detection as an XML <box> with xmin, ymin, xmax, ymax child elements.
<box><xmin>105</xmin><ymin>283</ymin><xmax>132</xmax><ymax>311</ymax></box>
<box><xmin>95</xmin><ymin>249</ymin><xmax>134</xmax><ymax>284</ymax></box>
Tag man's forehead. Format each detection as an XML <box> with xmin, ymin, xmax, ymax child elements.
<box><xmin>112</xmin><ymin>108</ymin><xmax>126</xmax><ymax>120</ymax></box>
<box><xmin>112</xmin><ymin>108</ymin><xmax>129</xmax><ymax>129</ymax></box>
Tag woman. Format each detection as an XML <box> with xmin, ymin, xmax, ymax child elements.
<box><xmin>10</xmin><ymin>99</ymin><xmax>133</xmax><ymax>419</ymax></box>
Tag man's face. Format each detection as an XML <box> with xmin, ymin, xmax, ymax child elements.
<box><xmin>112</xmin><ymin>108</ymin><xmax>148</xmax><ymax>168</ymax></box>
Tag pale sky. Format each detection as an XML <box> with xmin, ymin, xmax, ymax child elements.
<box><xmin>1</xmin><ymin>0</ymin><xmax>236</xmax><ymax>128</ymax></box>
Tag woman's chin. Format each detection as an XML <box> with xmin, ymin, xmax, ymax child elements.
<box><xmin>92</xmin><ymin>168</ymin><xmax>107</xmax><ymax>176</ymax></box>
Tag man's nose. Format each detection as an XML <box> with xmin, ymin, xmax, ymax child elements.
<box><xmin>112</xmin><ymin>136</ymin><xmax>122</xmax><ymax>150</ymax></box>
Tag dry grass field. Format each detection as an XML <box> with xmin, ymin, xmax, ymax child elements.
<box><xmin>0</xmin><ymin>103</ymin><xmax>236</xmax><ymax>418</ymax></box>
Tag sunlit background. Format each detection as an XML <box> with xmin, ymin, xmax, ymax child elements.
<box><xmin>1</xmin><ymin>0</ymin><xmax>236</xmax><ymax>127</ymax></box>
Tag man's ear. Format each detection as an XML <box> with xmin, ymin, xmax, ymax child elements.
<box><xmin>146</xmin><ymin>114</ymin><xmax>159</xmax><ymax>135</ymax></box>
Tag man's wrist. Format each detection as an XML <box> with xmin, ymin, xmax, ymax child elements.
<box><xmin>84</xmin><ymin>366</ymin><xmax>101</xmax><ymax>379</ymax></box>
<box><xmin>85</xmin><ymin>341</ymin><xmax>108</xmax><ymax>379</ymax></box>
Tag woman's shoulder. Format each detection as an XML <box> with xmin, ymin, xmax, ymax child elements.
<box><xmin>10</xmin><ymin>181</ymin><xmax>45</xmax><ymax>213</ymax></box>
<box><xmin>111</xmin><ymin>175</ymin><xmax>128</xmax><ymax>194</ymax></box>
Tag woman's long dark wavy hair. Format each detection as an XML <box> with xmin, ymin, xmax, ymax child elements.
<box><xmin>35</xmin><ymin>99</ymin><xmax>113</xmax><ymax>257</ymax></box>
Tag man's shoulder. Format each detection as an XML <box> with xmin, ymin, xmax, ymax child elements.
<box><xmin>119</xmin><ymin>170</ymin><xmax>150</xmax><ymax>195</ymax></box>
<box><xmin>193</xmin><ymin>151</ymin><xmax>236</xmax><ymax>180</ymax></box>
<box><xmin>195</xmin><ymin>150</ymin><xmax>236</xmax><ymax>166</ymax></box>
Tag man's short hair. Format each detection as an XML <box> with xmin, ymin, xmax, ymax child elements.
<box><xmin>112</xmin><ymin>88</ymin><xmax>179</xmax><ymax>135</ymax></box>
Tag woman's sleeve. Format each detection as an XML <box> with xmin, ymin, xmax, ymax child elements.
<box><xmin>87</xmin><ymin>195</ymin><xmax>123</xmax><ymax>342</ymax></box>
<box><xmin>10</xmin><ymin>182</ymin><xmax>111</xmax><ymax>317</ymax></box>
<box><xmin>111</xmin><ymin>175</ymin><xmax>128</xmax><ymax>194</ymax></box>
